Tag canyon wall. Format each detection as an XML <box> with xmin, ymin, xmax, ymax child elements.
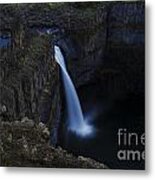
<box><xmin>0</xmin><ymin>24</ymin><xmax>61</xmax><ymax>145</ymax></box>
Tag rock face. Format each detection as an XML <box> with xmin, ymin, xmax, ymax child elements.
<box><xmin>0</xmin><ymin>119</ymin><xmax>107</xmax><ymax>168</ymax></box>
<box><xmin>0</xmin><ymin>27</ymin><xmax>61</xmax><ymax>145</ymax></box>
<box><xmin>64</xmin><ymin>1</ymin><xmax>145</xmax><ymax>95</ymax></box>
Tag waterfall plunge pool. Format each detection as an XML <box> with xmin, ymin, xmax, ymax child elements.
<box><xmin>54</xmin><ymin>45</ymin><xmax>144</xmax><ymax>170</ymax></box>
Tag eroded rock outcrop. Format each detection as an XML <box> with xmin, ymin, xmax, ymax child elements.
<box><xmin>0</xmin><ymin>118</ymin><xmax>107</xmax><ymax>168</ymax></box>
<box><xmin>0</xmin><ymin>28</ymin><xmax>61</xmax><ymax>144</ymax></box>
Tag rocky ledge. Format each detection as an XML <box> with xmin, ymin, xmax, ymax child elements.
<box><xmin>0</xmin><ymin>117</ymin><xmax>107</xmax><ymax>169</ymax></box>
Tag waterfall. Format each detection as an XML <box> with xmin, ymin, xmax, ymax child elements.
<box><xmin>54</xmin><ymin>45</ymin><xmax>93</xmax><ymax>137</ymax></box>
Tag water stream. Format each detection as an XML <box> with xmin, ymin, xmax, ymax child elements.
<box><xmin>54</xmin><ymin>45</ymin><xmax>93</xmax><ymax>137</ymax></box>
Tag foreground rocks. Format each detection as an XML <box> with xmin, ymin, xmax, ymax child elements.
<box><xmin>0</xmin><ymin>118</ymin><xmax>107</xmax><ymax>169</ymax></box>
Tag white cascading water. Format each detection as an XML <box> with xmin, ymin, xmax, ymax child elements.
<box><xmin>54</xmin><ymin>45</ymin><xmax>93</xmax><ymax>137</ymax></box>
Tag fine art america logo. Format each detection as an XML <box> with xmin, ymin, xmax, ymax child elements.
<box><xmin>117</xmin><ymin>128</ymin><xmax>145</xmax><ymax>161</ymax></box>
